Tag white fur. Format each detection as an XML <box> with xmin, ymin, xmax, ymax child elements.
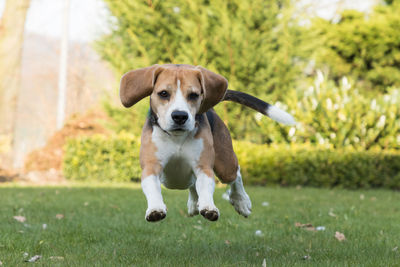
<box><xmin>141</xmin><ymin>175</ymin><xmax>167</xmax><ymax>219</ymax></box>
<box><xmin>187</xmin><ymin>184</ymin><xmax>199</xmax><ymax>216</ymax></box>
<box><xmin>267</xmin><ymin>105</ymin><xmax>296</xmax><ymax>126</ymax></box>
<box><xmin>149</xmin><ymin>126</ymin><xmax>218</xmax><ymax>218</ymax></box>
<box><xmin>152</xmin><ymin>126</ymin><xmax>203</xmax><ymax>189</ymax></box>
<box><xmin>194</xmin><ymin>169</ymin><xmax>219</xmax><ymax>216</ymax></box>
<box><xmin>229</xmin><ymin>167</ymin><xmax>252</xmax><ymax>217</ymax></box>
<box><xmin>158</xmin><ymin>79</ymin><xmax>195</xmax><ymax>132</ymax></box>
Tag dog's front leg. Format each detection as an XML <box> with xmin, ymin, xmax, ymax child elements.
<box><xmin>142</xmin><ymin>173</ymin><xmax>167</xmax><ymax>222</ymax></box>
<box><xmin>194</xmin><ymin>169</ymin><xmax>219</xmax><ymax>221</ymax></box>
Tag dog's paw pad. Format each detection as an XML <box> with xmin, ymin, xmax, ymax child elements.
<box><xmin>200</xmin><ymin>209</ymin><xmax>219</xmax><ymax>221</ymax></box>
<box><xmin>146</xmin><ymin>210</ymin><xmax>166</xmax><ymax>222</ymax></box>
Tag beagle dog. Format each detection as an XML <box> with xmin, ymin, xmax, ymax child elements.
<box><xmin>120</xmin><ymin>64</ymin><xmax>295</xmax><ymax>222</ymax></box>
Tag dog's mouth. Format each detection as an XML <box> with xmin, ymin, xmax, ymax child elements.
<box><xmin>170</xmin><ymin>127</ymin><xmax>186</xmax><ymax>132</ymax></box>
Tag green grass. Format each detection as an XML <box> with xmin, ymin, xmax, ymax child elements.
<box><xmin>0</xmin><ymin>184</ymin><xmax>399</xmax><ymax>266</ymax></box>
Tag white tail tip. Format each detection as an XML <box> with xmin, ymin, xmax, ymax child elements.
<box><xmin>267</xmin><ymin>105</ymin><xmax>296</xmax><ymax>126</ymax></box>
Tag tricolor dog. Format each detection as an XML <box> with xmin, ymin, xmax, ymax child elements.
<box><xmin>120</xmin><ymin>64</ymin><xmax>295</xmax><ymax>222</ymax></box>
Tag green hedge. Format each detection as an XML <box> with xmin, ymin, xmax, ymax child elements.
<box><xmin>63</xmin><ymin>135</ymin><xmax>400</xmax><ymax>189</ymax></box>
<box><xmin>63</xmin><ymin>134</ymin><xmax>141</xmax><ymax>182</ymax></box>
<box><xmin>234</xmin><ymin>141</ymin><xmax>400</xmax><ymax>189</ymax></box>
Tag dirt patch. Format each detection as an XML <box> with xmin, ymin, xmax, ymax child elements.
<box><xmin>24</xmin><ymin>110</ymin><xmax>110</xmax><ymax>172</ymax></box>
<box><xmin>0</xmin><ymin>167</ymin><xmax>19</xmax><ymax>182</ymax></box>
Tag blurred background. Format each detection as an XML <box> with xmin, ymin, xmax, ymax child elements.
<box><xmin>0</xmin><ymin>0</ymin><xmax>399</xmax><ymax>187</ymax></box>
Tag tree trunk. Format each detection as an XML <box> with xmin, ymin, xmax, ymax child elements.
<box><xmin>0</xmin><ymin>0</ymin><xmax>30</xmax><ymax>163</ymax></box>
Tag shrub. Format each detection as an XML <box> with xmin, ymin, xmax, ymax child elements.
<box><xmin>256</xmin><ymin>73</ymin><xmax>400</xmax><ymax>149</ymax></box>
<box><xmin>63</xmin><ymin>133</ymin><xmax>141</xmax><ymax>182</ymax></box>
<box><xmin>63</xmin><ymin>135</ymin><xmax>400</xmax><ymax>189</ymax></box>
<box><xmin>234</xmin><ymin>141</ymin><xmax>400</xmax><ymax>189</ymax></box>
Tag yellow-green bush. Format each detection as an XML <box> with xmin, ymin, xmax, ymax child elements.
<box><xmin>63</xmin><ymin>133</ymin><xmax>141</xmax><ymax>182</ymax></box>
<box><xmin>256</xmin><ymin>74</ymin><xmax>400</xmax><ymax>149</ymax></box>
<box><xmin>63</xmin><ymin>136</ymin><xmax>400</xmax><ymax>189</ymax></box>
<box><xmin>234</xmin><ymin>142</ymin><xmax>400</xmax><ymax>189</ymax></box>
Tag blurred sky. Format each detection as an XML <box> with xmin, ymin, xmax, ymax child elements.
<box><xmin>0</xmin><ymin>0</ymin><xmax>377</xmax><ymax>43</ymax></box>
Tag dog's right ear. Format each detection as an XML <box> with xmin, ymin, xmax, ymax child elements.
<box><xmin>120</xmin><ymin>64</ymin><xmax>162</xmax><ymax>108</ymax></box>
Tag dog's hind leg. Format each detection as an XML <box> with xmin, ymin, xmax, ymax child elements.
<box><xmin>187</xmin><ymin>183</ymin><xmax>199</xmax><ymax>216</ymax></box>
<box><xmin>228</xmin><ymin>167</ymin><xmax>252</xmax><ymax>218</ymax></box>
<box><xmin>206</xmin><ymin>110</ymin><xmax>252</xmax><ymax>217</ymax></box>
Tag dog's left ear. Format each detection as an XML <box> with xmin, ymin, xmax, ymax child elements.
<box><xmin>196</xmin><ymin>66</ymin><xmax>228</xmax><ymax>114</ymax></box>
<box><xmin>120</xmin><ymin>64</ymin><xmax>162</xmax><ymax>108</ymax></box>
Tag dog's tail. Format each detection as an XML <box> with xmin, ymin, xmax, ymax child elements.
<box><xmin>223</xmin><ymin>90</ymin><xmax>296</xmax><ymax>126</ymax></box>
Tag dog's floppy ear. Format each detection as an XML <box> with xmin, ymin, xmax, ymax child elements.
<box><xmin>196</xmin><ymin>66</ymin><xmax>228</xmax><ymax>114</ymax></box>
<box><xmin>120</xmin><ymin>64</ymin><xmax>163</xmax><ymax>108</ymax></box>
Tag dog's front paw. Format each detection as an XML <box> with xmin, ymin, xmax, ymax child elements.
<box><xmin>199</xmin><ymin>206</ymin><xmax>219</xmax><ymax>221</ymax></box>
<box><xmin>229</xmin><ymin>191</ymin><xmax>252</xmax><ymax>218</ymax></box>
<box><xmin>145</xmin><ymin>206</ymin><xmax>167</xmax><ymax>222</ymax></box>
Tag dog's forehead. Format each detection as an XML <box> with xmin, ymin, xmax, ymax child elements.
<box><xmin>155</xmin><ymin>66</ymin><xmax>201</xmax><ymax>90</ymax></box>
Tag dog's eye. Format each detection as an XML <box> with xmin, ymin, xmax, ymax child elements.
<box><xmin>158</xmin><ymin>90</ymin><xmax>169</xmax><ymax>98</ymax></box>
<box><xmin>188</xmin><ymin>93</ymin><xmax>199</xmax><ymax>100</ymax></box>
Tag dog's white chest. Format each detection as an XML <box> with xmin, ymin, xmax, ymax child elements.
<box><xmin>152</xmin><ymin>127</ymin><xmax>203</xmax><ymax>189</ymax></box>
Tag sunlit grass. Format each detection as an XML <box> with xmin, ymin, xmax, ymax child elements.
<box><xmin>0</xmin><ymin>185</ymin><xmax>399</xmax><ymax>266</ymax></box>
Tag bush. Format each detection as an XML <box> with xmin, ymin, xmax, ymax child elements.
<box><xmin>256</xmin><ymin>73</ymin><xmax>400</xmax><ymax>149</ymax></box>
<box><xmin>63</xmin><ymin>135</ymin><xmax>400</xmax><ymax>189</ymax></box>
<box><xmin>63</xmin><ymin>133</ymin><xmax>141</xmax><ymax>182</ymax></box>
<box><xmin>234</xmin><ymin>141</ymin><xmax>400</xmax><ymax>189</ymax></box>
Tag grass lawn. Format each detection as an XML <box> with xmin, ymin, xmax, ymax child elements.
<box><xmin>0</xmin><ymin>184</ymin><xmax>399</xmax><ymax>266</ymax></box>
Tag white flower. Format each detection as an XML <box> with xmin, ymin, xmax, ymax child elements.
<box><xmin>173</xmin><ymin>6</ymin><xmax>180</xmax><ymax>13</ymax></box>
<box><xmin>326</xmin><ymin>98</ymin><xmax>333</xmax><ymax>110</ymax></box>
<box><xmin>370</xmin><ymin>99</ymin><xmax>377</xmax><ymax>110</ymax></box>
<box><xmin>254</xmin><ymin>112</ymin><xmax>263</xmax><ymax>121</ymax></box>
<box><xmin>311</xmin><ymin>98</ymin><xmax>318</xmax><ymax>110</ymax></box>
<box><xmin>377</xmin><ymin>115</ymin><xmax>386</xmax><ymax>128</ymax></box>
<box><xmin>316</xmin><ymin>69</ymin><xmax>324</xmax><ymax>85</ymax></box>
<box><xmin>288</xmin><ymin>127</ymin><xmax>296</xmax><ymax>137</ymax></box>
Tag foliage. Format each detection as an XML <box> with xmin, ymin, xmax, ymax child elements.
<box><xmin>310</xmin><ymin>2</ymin><xmax>400</xmax><ymax>91</ymax></box>
<box><xmin>63</xmin><ymin>135</ymin><xmax>400</xmax><ymax>189</ymax></box>
<box><xmin>234</xmin><ymin>141</ymin><xmax>400</xmax><ymax>189</ymax></box>
<box><xmin>97</xmin><ymin>0</ymin><xmax>309</xmax><ymax>138</ymax></box>
<box><xmin>256</xmin><ymin>72</ymin><xmax>400</xmax><ymax>149</ymax></box>
<box><xmin>63</xmin><ymin>133</ymin><xmax>141</xmax><ymax>182</ymax></box>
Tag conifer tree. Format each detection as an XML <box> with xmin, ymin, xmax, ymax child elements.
<box><xmin>97</xmin><ymin>0</ymin><xmax>304</xmax><ymax>141</ymax></box>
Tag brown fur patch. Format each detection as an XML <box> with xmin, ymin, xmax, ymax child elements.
<box><xmin>207</xmin><ymin>110</ymin><xmax>238</xmax><ymax>183</ymax></box>
<box><xmin>139</xmin><ymin>119</ymin><xmax>162</xmax><ymax>178</ymax></box>
<box><xmin>195</xmin><ymin>114</ymin><xmax>215</xmax><ymax>178</ymax></box>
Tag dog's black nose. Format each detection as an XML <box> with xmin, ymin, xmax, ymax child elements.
<box><xmin>171</xmin><ymin>110</ymin><xmax>188</xmax><ymax>125</ymax></box>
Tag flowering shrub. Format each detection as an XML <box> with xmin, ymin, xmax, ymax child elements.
<box><xmin>257</xmin><ymin>72</ymin><xmax>400</xmax><ymax>150</ymax></box>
